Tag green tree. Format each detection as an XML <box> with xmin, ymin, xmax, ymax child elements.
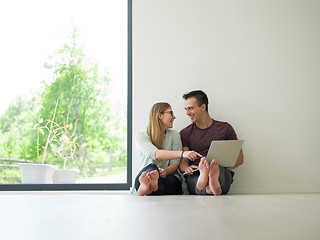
<box><xmin>0</xmin><ymin>95</ymin><xmax>38</xmax><ymax>160</ymax></box>
<box><xmin>39</xmin><ymin>27</ymin><xmax>126</xmax><ymax>174</ymax></box>
<box><xmin>0</xmin><ymin>96</ymin><xmax>38</xmax><ymax>184</ymax></box>
<box><xmin>0</xmin><ymin>26</ymin><xmax>127</xmax><ymax>183</ymax></box>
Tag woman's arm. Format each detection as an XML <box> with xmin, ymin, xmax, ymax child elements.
<box><xmin>155</xmin><ymin>150</ymin><xmax>182</xmax><ymax>161</ymax></box>
<box><xmin>136</xmin><ymin>131</ymin><xmax>201</xmax><ymax>162</ymax></box>
<box><xmin>159</xmin><ymin>164</ymin><xmax>178</xmax><ymax>178</ymax></box>
<box><xmin>155</xmin><ymin>149</ymin><xmax>201</xmax><ymax>161</ymax></box>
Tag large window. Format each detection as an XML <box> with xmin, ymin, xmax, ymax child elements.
<box><xmin>0</xmin><ymin>0</ymin><xmax>132</xmax><ymax>190</ymax></box>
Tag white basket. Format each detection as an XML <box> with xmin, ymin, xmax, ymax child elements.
<box><xmin>18</xmin><ymin>163</ymin><xmax>57</xmax><ymax>183</ymax></box>
<box><xmin>52</xmin><ymin>169</ymin><xmax>80</xmax><ymax>183</ymax></box>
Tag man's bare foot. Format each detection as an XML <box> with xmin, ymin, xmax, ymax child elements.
<box><xmin>149</xmin><ymin>170</ymin><xmax>159</xmax><ymax>192</ymax></box>
<box><xmin>138</xmin><ymin>171</ymin><xmax>152</xmax><ymax>196</ymax></box>
<box><xmin>196</xmin><ymin>157</ymin><xmax>209</xmax><ymax>190</ymax></box>
<box><xmin>208</xmin><ymin>159</ymin><xmax>222</xmax><ymax>196</ymax></box>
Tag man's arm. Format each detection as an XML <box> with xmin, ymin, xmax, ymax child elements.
<box><xmin>179</xmin><ymin>147</ymin><xmax>198</xmax><ymax>175</ymax></box>
<box><xmin>179</xmin><ymin>157</ymin><xmax>190</xmax><ymax>173</ymax></box>
<box><xmin>228</xmin><ymin>149</ymin><xmax>244</xmax><ymax>170</ymax></box>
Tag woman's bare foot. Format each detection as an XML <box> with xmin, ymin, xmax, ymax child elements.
<box><xmin>196</xmin><ymin>157</ymin><xmax>209</xmax><ymax>190</ymax></box>
<box><xmin>208</xmin><ymin>159</ymin><xmax>222</xmax><ymax>196</ymax></box>
<box><xmin>138</xmin><ymin>171</ymin><xmax>152</xmax><ymax>196</ymax></box>
<box><xmin>149</xmin><ymin>170</ymin><xmax>159</xmax><ymax>192</ymax></box>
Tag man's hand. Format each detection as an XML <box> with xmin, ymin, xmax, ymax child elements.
<box><xmin>159</xmin><ymin>168</ymin><xmax>167</xmax><ymax>178</ymax></box>
<box><xmin>184</xmin><ymin>165</ymin><xmax>198</xmax><ymax>175</ymax></box>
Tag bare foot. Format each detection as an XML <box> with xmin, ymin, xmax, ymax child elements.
<box><xmin>149</xmin><ymin>170</ymin><xmax>159</xmax><ymax>192</ymax></box>
<box><xmin>196</xmin><ymin>157</ymin><xmax>209</xmax><ymax>190</ymax></box>
<box><xmin>208</xmin><ymin>159</ymin><xmax>222</xmax><ymax>196</ymax></box>
<box><xmin>137</xmin><ymin>172</ymin><xmax>152</xmax><ymax>196</ymax></box>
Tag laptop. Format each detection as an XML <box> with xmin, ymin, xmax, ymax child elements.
<box><xmin>206</xmin><ymin>140</ymin><xmax>244</xmax><ymax>167</ymax></box>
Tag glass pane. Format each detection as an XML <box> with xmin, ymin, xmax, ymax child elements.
<box><xmin>0</xmin><ymin>0</ymin><xmax>128</xmax><ymax>185</ymax></box>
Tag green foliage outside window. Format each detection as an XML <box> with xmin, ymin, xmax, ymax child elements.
<box><xmin>0</xmin><ymin>27</ymin><xmax>127</xmax><ymax>184</ymax></box>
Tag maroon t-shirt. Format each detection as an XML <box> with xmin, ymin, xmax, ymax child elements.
<box><xmin>180</xmin><ymin>119</ymin><xmax>238</xmax><ymax>166</ymax></box>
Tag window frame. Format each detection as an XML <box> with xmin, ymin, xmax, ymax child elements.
<box><xmin>0</xmin><ymin>0</ymin><xmax>132</xmax><ymax>191</ymax></box>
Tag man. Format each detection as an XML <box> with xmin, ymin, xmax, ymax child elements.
<box><xmin>179</xmin><ymin>90</ymin><xmax>244</xmax><ymax>195</ymax></box>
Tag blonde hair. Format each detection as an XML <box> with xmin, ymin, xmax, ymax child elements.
<box><xmin>147</xmin><ymin>102</ymin><xmax>171</xmax><ymax>149</ymax></box>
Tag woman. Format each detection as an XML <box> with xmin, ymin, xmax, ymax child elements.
<box><xmin>134</xmin><ymin>102</ymin><xmax>202</xmax><ymax>196</ymax></box>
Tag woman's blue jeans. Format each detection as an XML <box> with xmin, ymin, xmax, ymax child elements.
<box><xmin>134</xmin><ymin>163</ymin><xmax>182</xmax><ymax>195</ymax></box>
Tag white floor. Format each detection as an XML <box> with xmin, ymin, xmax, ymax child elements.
<box><xmin>0</xmin><ymin>192</ymin><xmax>319</xmax><ymax>240</ymax></box>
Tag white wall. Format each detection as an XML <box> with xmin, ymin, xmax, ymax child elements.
<box><xmin>132</xmin><ymin>0</ymin><xmax>320</xmax><ymax>193</ymax></box>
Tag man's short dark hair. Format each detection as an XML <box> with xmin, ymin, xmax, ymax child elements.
<box><xmin>183</xmin><ymin>90</ymin><xmax>209</xmax><ymax>112</ymax></box>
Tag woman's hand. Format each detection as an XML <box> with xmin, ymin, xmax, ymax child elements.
<box><xmin>183</xmin><ymin>151</ymin><xmax>202</xmax><ymax>161</ymax></box>
<box><xmin>184</xmin><ymin>165</ymin><xmax>198</xmax><ymax>175</ymax></box>
<box><xmin>158</xmin><ymin>168</ymin><xmax>167</xmax><ymax>178</ymax></box>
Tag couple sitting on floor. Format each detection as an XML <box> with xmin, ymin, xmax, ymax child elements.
<box><xmin>133</xmin><ymin>90</ymin><xmax>244</xmax><ymax>196</ymax></box>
